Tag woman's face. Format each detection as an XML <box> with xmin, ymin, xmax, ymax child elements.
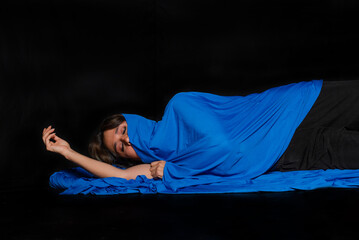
<box><xmin>103</xmin><ymin>121</ymin><xmax>140</xmax><ymax>160</ymax></box>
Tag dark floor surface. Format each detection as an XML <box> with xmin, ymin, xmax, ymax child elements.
<box><xmin>1</xmin><ymin>186</ymin><xmax>359</xmax><ymax>240</ymax></box>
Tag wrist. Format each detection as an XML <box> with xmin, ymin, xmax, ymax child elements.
<box><xmin>62</xmin><ymin>148</ymin><xmax>75</xmax><ymax>160</ymax></box>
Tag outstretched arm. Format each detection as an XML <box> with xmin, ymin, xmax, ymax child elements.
<box><xmin>63</xmin><ymin>149</ymin><xmax>153</xmax><ymax>180</ymax></box>
<box><xmin>42</xmin><ymin>125</ymin><xmax>155</xmax><ymax>180</ymax></box>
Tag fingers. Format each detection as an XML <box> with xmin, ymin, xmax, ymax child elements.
<box><xmin>150</xmin><ymin>164</ymin><xmax>156</xmax><ymax>177</ymax></box>
<box><xmin>150</xmin><ymin>160</ymin><xmax>165</xmax><ymax>167</ymax></box>
<box><xmin>42</xmin><ymin>126</ymin><xmax>59</xmax><ymax>151</ymax></box>
<box><xmin>43</xmin><ymin>125</ymin><xmax>52</xmax><ymax>135</ymax></box>
<box><xmin>150</xmin><ymin>161</ymin><xmax>166</xmax><ymax>179</ymax></box>
<box><xmin>53</xmin><ymin>135</ymin><xmax>60</xmax><ymax>141</ymax></box>
<box><xmin>150</xmin><ymin>168</ymin><xmax>155</xmax><ymax>177</ymax></box>
<box><xmin>42</xmin><ymin>127</ymin><xmax>55</xmax><ymax>144</ymax></box>
<box><xmin>42</xmin><ymin>125</ymin><xmax>53</xmax><ymax>137</ymax></box>
<box><xmin>150</xmin><ymin>161</ymin><xmax>158</xmax><ymax>167</ymax></box>
<box><xmin>45</xmin><ymin>133</ymin><xmax>56</xmax><ymax>149</ymax></box>
<box><xmin>150</xmin><ymin>161</ymin><xmax>160</xmax><ymax>175</ymax></box>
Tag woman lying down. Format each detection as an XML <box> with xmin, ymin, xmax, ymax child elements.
<box><xmin>44</xmin><ymin>80</ymin><xmax>359</xmax><ymax>194</ymax></box>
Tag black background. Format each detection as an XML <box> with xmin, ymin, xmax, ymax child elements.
<box><xmin>1</xmin><ymin>0</ymin><xmax>359</xmax><ymax>239</ymax></box>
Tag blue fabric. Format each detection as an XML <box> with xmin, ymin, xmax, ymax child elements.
<box><xmin>49</xmin><ymin>80</ymin><xmax>359</xmax><ymax>194</ymax></box>
<box><xmin>50</xmin><ymin>166</ymin><xmax>359</xmax><ymax>194</ymax></box>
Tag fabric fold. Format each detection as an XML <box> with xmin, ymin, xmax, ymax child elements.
<box><xmin>50</xmin><ymin>166</ymin><xmax>359</xmax><ymax>194</ymax></box>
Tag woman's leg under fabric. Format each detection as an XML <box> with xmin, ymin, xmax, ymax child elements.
<box><xmin>273</xmin><ymin>80</ymin><xmax>359</xmax><ymax>171</ymax></box>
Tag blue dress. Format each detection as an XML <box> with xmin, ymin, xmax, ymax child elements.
<box><xmin>49</xmin><ymin>80</ymin><xmax>359</xmax><ymax>194</ymax></box>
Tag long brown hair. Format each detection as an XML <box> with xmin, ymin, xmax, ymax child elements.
<box><xmin>88</xmin><ymin>114</ymin><xmax>138</xmax><ymax>168</ymax></box>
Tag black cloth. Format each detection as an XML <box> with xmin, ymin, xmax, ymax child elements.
<box><xmin>272</xmin><ymin>80</ymin><xmax>359</xmax><ymax>171</ymax></box>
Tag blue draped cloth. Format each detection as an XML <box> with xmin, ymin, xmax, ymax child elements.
<box><xmin>49</xmin><ymin>80</ymin><xmax>359</xmax><ymax>194</ymax></box>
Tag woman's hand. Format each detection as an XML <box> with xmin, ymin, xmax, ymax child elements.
<box><xmin>150</xmin><ymin>160</ymin><xmax>166</xmax><ymax>179</ymax></box>
<box><xmin>42</xmin><ymin>125</ymin><xmax>71</xmax><ymax>156</ymax></box>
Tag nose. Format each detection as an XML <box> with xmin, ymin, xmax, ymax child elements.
<box><xmin>120</xmin><ymin>134</ymin><xmax>131</xmax><ymax>145</ymax></box>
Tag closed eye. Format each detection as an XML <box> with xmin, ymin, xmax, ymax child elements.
<box><xmin>121</xmin><ymin>126</ymin><xmax>126</xmax><ymax>152</ymax></box>
<box><xmin>114</xmin><ymin>142</ymin><xmax>118</xmax><ymax>156</ymax></box>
